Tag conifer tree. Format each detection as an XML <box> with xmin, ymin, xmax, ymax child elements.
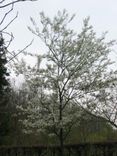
<box><xmin>0</xmin><ymin>35</ymin><xmax>10</xmax><ymax>144</ymax></box>
<box><xmin>0</xmin><ymin>36</ymin><xmax>9</xmax><ymax>96</ymax></box>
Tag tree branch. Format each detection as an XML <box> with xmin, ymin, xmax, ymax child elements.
<box><xmin>7</xmin><ymin>39</ymin><xmax>34</xmax><ymax>63</ymax></box>
<box><xmin>0</xmin><ymin>4</ymin><xmax>14</xmax><ymax>26</ymax></box>
<box><xmin>1</xmin><ymin>12</ymin><xmax>18</xmax><ymax>31</ymax></box>
<box><xmin>0</xmin><ymin>0</ymin><xmax>37</xmax><ymax>8</ymax></box>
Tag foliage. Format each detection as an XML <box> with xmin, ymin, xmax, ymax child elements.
<box><xmin>67</xmin><ymin>113</ymin><xmax>117</xmax><ymax>143</ymax></box>
<box><xmin>14</xmin><ymin>10</ymin><xmax>117</xmax><ymax>151</ymax></box>
<box><xmin>0</xmin><ymin>36</ymin><xmax>9</xmax><ymax>95</ymax></box>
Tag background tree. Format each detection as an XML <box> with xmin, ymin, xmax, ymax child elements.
<box><xmin>15</xmin><ymin>10</ymin><xmax>117</xmax><ymax>155</ymax></box>
<box><xmin>0</xmin><ymin>36</ymin><xmax>9</xmax><ymax>95</ymax></box>
<box><xmin>0</xmin><ymin>35</ymin><xmax>11</xmax><ymax>144</ymax></box>
<box><xmin>67</xmin><ymin>112</ymin><xmax>116</xmax><ymax>143</ymax></box>
<box><xmin>0</xmin><ymin>0</ymin><xmax>38</xmax><ymax>145</ymax></box>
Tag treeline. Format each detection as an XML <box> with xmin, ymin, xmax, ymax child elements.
<box><xmin>0</xmin><ymin>86</ymin><xmax>117</xmax><ymax>145</ymax></box>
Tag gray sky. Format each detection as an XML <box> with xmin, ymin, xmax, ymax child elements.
<box><xmin>5</xmin><ymin>0</ymin><xmax>117</xmax><ymax>86</ymax></box>
<box><xmin>6</xmin><ymin>0</ymin><xmax>117</xmax><ymax>53</ymax></box>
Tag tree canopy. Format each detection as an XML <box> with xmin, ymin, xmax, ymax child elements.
<box><xmin>15</xmin><ymin>11</ymin><xmax>117</xmax><ymax>154</ymax></box>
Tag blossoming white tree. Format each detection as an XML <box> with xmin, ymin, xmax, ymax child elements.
<box><xmin>16</xmin><ymin>10</ymin><xmax>117</xmax><ymax>155</ymax></box>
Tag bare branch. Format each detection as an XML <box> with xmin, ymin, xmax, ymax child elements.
<box><xmin>7</xmin><ymin>39</ymin><xmax>34</xmax><ymax>63</ymax></box>
<box><xmin>0</xmin><ymin>4</ymin><xmax>14</xmax><ymax>26</ymax></box>
<box><xmin>1</xmin><ymin>12</ymin><xmax>18</xmax><ymax>31</ymax></box>
<box><xmin>6</xmin><ymin>33</ymin><xmax>14</xmax><ymax>48</ymax></box>
<box><xmin>0</xmin><ymin>31</ymin><xmax>14</xmax><ymax>58</ymax></box>
<box><xmin>0</xmin><ymin>0</ymin><xmax>5</xmax><ymax>4</ymax></box>
<box><xmin>0</xmin><ymin>0</ymin><xmax>37</xmax><ymax>8</ymax></box>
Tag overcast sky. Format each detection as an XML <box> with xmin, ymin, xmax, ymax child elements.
<box><xmin>6</xmin><ymin>0</ymin><xmax>117</xmax><ymax>55</ymax></box>
<box><xmin>4</xmin><ymin>0</ymin><xmax>117</xmax><ymax>86</ymax></box>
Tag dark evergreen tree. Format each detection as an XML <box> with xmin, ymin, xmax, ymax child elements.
<box><xmin>0</xmin><ymin>35</ymin><xmax>10</xmax><ymax>145</ymax></box>
<box><xmin>0</xmin><ymin>36</ymin><xmax>9</xmax><ymax>95</ymax></box>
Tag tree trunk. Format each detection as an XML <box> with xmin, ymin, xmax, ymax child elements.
<box><xmin>59</xmin><ymin>100</ymin><xmax>64</xmax><ymax>156</ymax></box>
<box><xmin>59</xmin><ymin>128</ymin><xmax>64</xmax><ymax>156</ymax></box>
